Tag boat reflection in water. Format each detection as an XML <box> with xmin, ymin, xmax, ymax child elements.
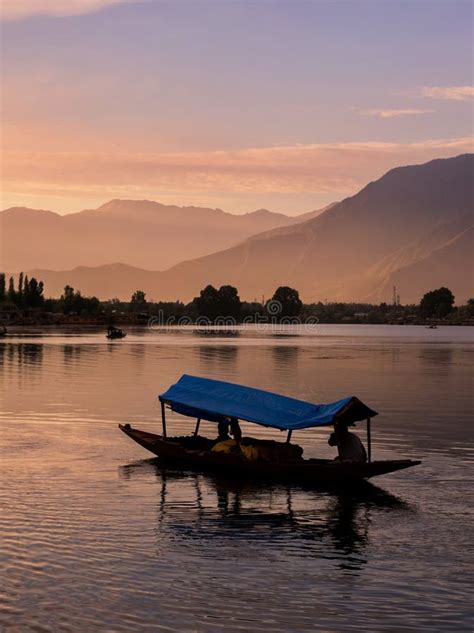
<box><xmin>119</xmin><ymin>459</ymin><xmax>411</xmax><ymax>572</ymax></box>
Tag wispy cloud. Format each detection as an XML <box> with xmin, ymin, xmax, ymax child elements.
<box><xmin>419</xmin><ymin>86</ymin><xmax>474</xmax><ymax>101</ymax></box>
<box><xmin>359</xmin><ymin>108</ymin><xmax>433</xmax><ymax>119</ymax></box>
<box><xmin>0</xmin><ymin>0</ymin><xmax>145</xmax><ymax>21</ymax></box>
<box><xmin>2</xmin><ymin>137</ymin><xmax>473</xmax><ymax>212</ymax></box>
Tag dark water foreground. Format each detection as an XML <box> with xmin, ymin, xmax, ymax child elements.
<box><xmin>1</xmin><ymin>325</ymin><xmax>473</xmax><ymax>632</ymax></box>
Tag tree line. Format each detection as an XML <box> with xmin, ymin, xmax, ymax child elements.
<box><xmin>1</xmin><ymin>272</ymin><xmax>473</xmax><ymax>323</ymax></box>
<box><xmin>0</xmin><ymin>274</ymin><xmax>99</xmax><ymax>315</ymax></box>
<box><xmin>0</xmin><ymin>273</ymin><xmax>45</xmax><ymax>308</ymax></box>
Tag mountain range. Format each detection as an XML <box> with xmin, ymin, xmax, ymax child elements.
<box><xmin>2</xmin><ymin>154</ymin><xmax>473</xmax><ymax>304</ymax></box>
<box><xmin>0</xmin><ymin>199</ymin><xmax>329</xmax><ymax>272</ymax></box>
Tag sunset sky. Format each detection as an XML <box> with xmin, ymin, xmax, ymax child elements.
<box><xmin>1</xmin><ymin>0</ymin><xmax>472</xmax><ymax>215</ymax></box>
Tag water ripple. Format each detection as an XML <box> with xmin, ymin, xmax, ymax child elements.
<box><xmin>1</xmin><ymin>329</ymin><xmax>473</xmax><ymax>631</ymax></box>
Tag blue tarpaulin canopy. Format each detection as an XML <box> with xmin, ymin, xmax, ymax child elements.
<box><xmin>159</xmin><ymin>375</ymin><xmax>378</xmax><ymax>431</ymax></box>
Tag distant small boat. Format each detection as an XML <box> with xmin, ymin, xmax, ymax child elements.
<box><xmin>119</xmin><ymin>374</ymin><xmax>421</xmax><ymax>486</ymax></box>
<box><xmin>426</xmin><ymin>324</ymin><xmax>438</xmax><ymax>329</ymax></box>
<box><xmin>106</xmin><ymin>326</ymin><xmax>126</xmax><ymax>339</ymax></box>
<box><xmin>193</xmin><ymin>328</ymin><xmax>240</xmax><ymax>337</ymax></box>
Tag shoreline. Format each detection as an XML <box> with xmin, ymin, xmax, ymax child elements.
<box><xmin>2</xmin><ymin>321</ymin><xmax>473</xmax><ymax>335</ymax></box>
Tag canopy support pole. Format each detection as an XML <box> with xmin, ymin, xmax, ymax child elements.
<box><xmin>286</xmin><ymin>430</ymin><xmax>292</xmax><ymax>444</ymax></box>
<box><xmin>161</xmin><ymin>400</ymin><xmax>167</xmax><ymax>439</ymax></box>
<box><xmin>194</xmin><ymin>418</ymin><xmax>201</xmax><ymax>437</ymax></box>
<box><xmin>367</xmin><ymin>417</ymin><xmax>371</xmax><ymax>462</ymax></box>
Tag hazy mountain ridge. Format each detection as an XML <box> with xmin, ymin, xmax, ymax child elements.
<box><xmin>6</xmin><ymin>155</ymin><xmax>474</xmax><ymax>304</ymax></box>
<box><xmin>1</xmin><ymin>199</ymin><xmax>325</xmax><ymax>272</ymax></box>
<box><xmin>378</xmin><ymin>226</ymin><xmax>474</xmax><ymax>303</ymax></box>
<box><xmin>151</xmin><ymin>154</ymin><xmax>473</xmax><ymax>303</ymax></box>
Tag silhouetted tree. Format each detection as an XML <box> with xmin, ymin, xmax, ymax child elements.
<box><xmin>466</xmin><ymin>298</ymin><xmax>474</xmax><ymax>318</ymax></box>
<box><xmin>194</xmin><ymin>285</ymin><xmax>220</xmax><ymax>321</ymax></box>
<box><xmin>0</xmin><ymin>274</ymin><xmax>5</xmax><ymax>302</ymax></box>
<box><xmin>22</xmin><ymin>274</ymin><xmax>29</xmax><ymax>307</ymax></box>
<box><xmin>27</xmin><ymin>278</ymin><xmax>45</xmax><ymax>308</ymax></box>
<box><xmin>217</xmin><ymin>285</ymin><xmax>241</xmax><ymax>319</ymax></box>
<box><xmin>419</xmin><ymin>287</ymin><xmax>455</xmax><ymax>318</ymax></box>
<box><xmin>7</xmin><ymin>277</ymin><xmax>16</xmax><ymax>303</ymax></box>
<box><xmin>269</xmin><ymin>286</ymin><xmax>302</xmax><ymax>318</ymax></box>
<box><xmin>18</xmin><ymin>272</ymin><xmax>24</xmax><ymax>303</ymax></box>
<box><xmin>60</xmin><ymin>285</ymin><xmax>99</xmax><ymax>315</ymax></box>
<box><xmin>130</xmin><ymin>290</ymin><xmax>147</xmax><ymax>311</ymax></box>
<box><xmin>61</xmin><ymin>285</ymin><xmax>77</xmax><ymax>314</ymax></box>
<box><xmin>81</xmin><ymin>296</ymin><xmax>100</xmax><ymax>315</ymax></box>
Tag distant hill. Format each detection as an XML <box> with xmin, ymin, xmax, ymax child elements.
<box><xmin>13</xmin><ymin>155</ymin><xmax>474</xmax><ymax>304</ymax></box>
<box><xmin>22</xmin><ymin>263</ymin><xmax>164</xmax><ymax>302</ymax></box>
<box><xmin>378</xmin><ymin>226</ymin><xmax>474</xmax><ymax>303</ymax></box>
<box><xmin>292</xmin><ymin>202</ymin><xmax>338</xmax><ymax>222</ymax></box>
<box><xmin>1</xmin><ymin>199</ymin><xmax>326</xmax><ymax>272</ymax></box>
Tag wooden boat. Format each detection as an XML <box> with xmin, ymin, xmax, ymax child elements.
<box><xmin>119</xmin><ymin>374</ymin><xmax>421</xmax><ymax>485</ymax></box>
<box><xmin>106</xmin><ymin>326</ymin><xmax>126</xmax><ymax>339</ymax></box>
<box><xmin>119</xmin><ymin>424</ymin><xmax>420</xmax><ymax>485</ymax></box>
<box><xmin>193</xmin><ymin>328</ymin><xmax>240</xmax><ymax>337</ymax></box>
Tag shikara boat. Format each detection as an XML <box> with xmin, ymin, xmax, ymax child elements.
<box><xmin>106</xmin><ymin>326</ymin><xmax>126</xmax><ymax>339</ymax></box>
<box><xmin>193</xmin><ymin>328</ymin><xmax>240</xmax><ymax>337</ymax></box>
<box><xmin>119</xmin><ymin>375</ymin><xmax>421</xmax><ymax>486</ymax></box>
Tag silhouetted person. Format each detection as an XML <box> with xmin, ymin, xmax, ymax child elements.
<box><xmin>217</xmin><ymin>420</ymin><xmax>230</xmax><ymax>441</ymax></box>
<box><xmin>229</xmin><ymin>417</ymin><xmax>242</xmax><ymax>442</ymax></box>
<box><xmin>328</xmin><ymin>423</ymin><xmax>367</xmax><ymax>462</ymax></box>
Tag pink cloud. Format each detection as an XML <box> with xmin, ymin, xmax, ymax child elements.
<box><xmin>420</xmin><ymin>86</ymin><xmax>474</xmax><ymax>101</ymax></box>
<box><xmin>2</xmin><ymin>137</ymin><xmax>473</xmax><ymax>211</ymax></box>
<box><xmin>359</xmin><ymin>108</ymin><xmax>433</xmax><ymax>118</ymax></box>
<box><xmin>0</xmin><ymin>0</ymin><xmax>145</xmax><ymax>21</ymax></box>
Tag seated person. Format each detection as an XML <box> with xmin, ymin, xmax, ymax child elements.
<box><xmin>229</xmin><ymin>417</ymin><xmax>242</xmax><ymax>442</ymax></box>
<box><xmin>212</xmin><ymin>418</ymin><xmax>243</xmax><ymax>455</ymax></box>
<box><xmin>328</xmin><ymin>422</ymin><xmax>367</xmax><ymax>463</ymax></box>
<box><xmin>216</xmin><ymin>420</ymin><xmax>230</xmax><ymax>441</ymax></box>
<box><xmin>212</xmin><ymin>419</ymin><xmax>239</xmax><ymax>454</ymax></box>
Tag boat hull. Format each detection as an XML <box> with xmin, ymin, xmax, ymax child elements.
<box><xmin>119</xmin><ymin>424</ymin><xmax>421</xmax><ymax>485</ymax></box>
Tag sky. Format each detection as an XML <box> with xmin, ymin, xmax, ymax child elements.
<box><xmin>0</xmin><ymin>0</ymin><xmax>473</xmax><ymax>215</ymax></box>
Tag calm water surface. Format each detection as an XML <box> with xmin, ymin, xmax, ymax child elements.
<box><xmin>1</xmin><ymin>325</ymin><xmax>473</xmax><ymax>632</ymax></box>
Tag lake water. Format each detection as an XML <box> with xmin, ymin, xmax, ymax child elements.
<box><xmin>1</xmin><ymin>325</ymin><xmax>473</xmax><ymax>632</ymax></box>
